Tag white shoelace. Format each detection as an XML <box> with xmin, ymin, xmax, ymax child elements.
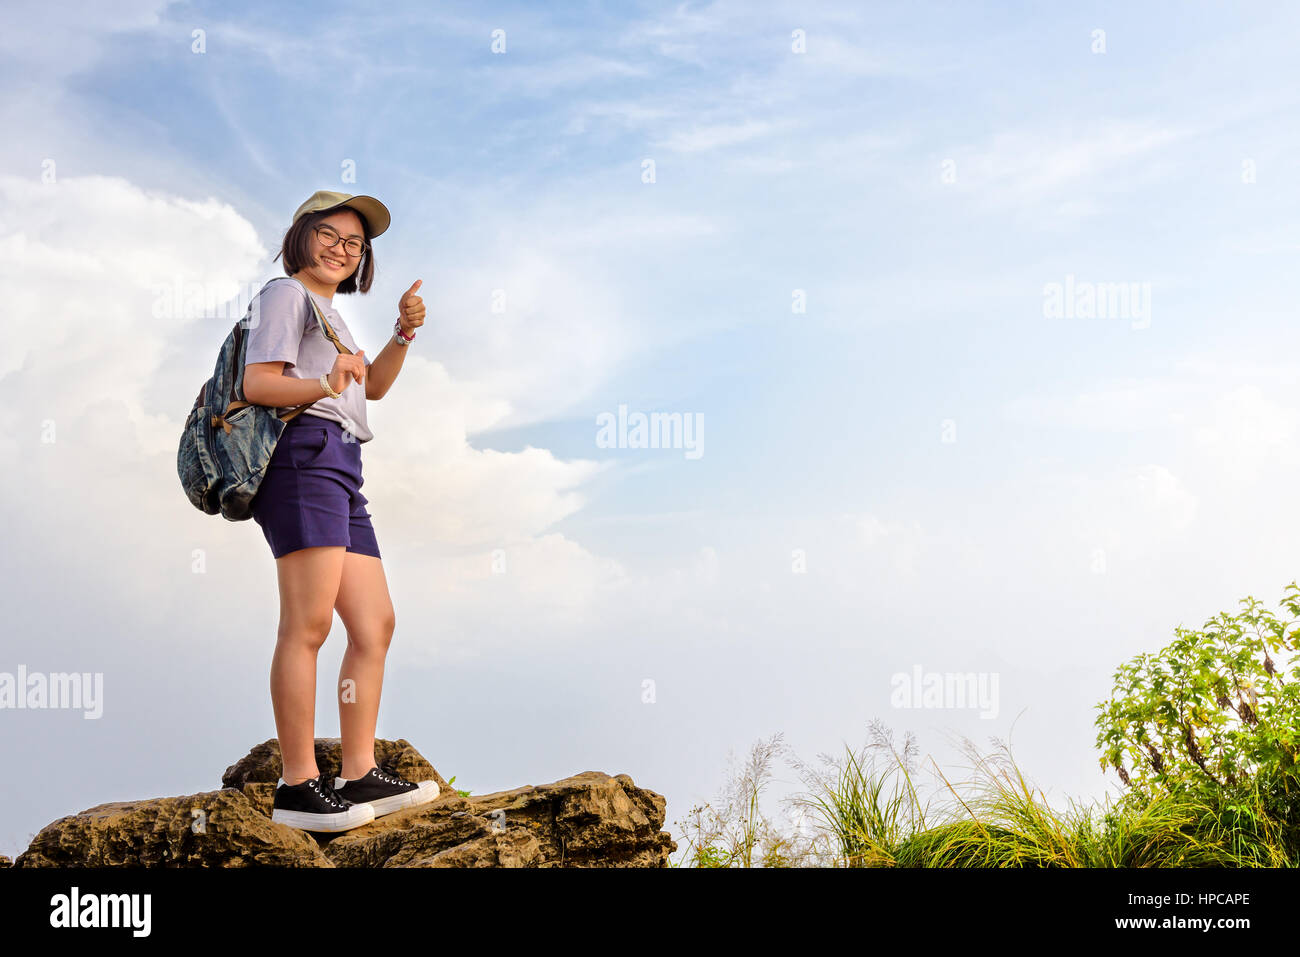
<box><xmin>308</xmin><ymin>777</ymin><xmax>345</xmax><ymax>808</ymax></box>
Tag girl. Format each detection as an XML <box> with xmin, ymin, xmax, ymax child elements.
<box><xmin>242</xmin><ymin>190</ymin><xmax>437</xmax><ymax>832</ymax></box>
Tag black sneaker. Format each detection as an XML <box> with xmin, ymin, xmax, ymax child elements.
<box><xmin>334</xmin><ymin>766</ymin><xmax>440</xmax><ymax>817</ymax></box>
<box><xmin>271</xmin><ymin>773</ymin><xmax>376</xmax><ymax>833</ymax></box>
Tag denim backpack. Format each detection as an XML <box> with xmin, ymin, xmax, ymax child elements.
<box><xmin>177</xmin><ymin>276</ymin><xmax>351</xmax><ymax>521</ymax></box>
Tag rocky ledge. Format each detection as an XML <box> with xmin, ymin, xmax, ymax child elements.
<box><xmin>11</xmin><ymin>738</ymin><xmax>676</xmax><ymax>867</ymax></box>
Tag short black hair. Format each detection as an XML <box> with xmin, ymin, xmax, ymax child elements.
<box><xmin>274</xmin><ymin>208</ymin><xmax>376</xmax><ymax>294</ymax></box>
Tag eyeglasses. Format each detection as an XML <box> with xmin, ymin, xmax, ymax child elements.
<box><xmin>313</xmin><ymin>224</ymin><xmax>368</xmax><ymax>257</ymax></box>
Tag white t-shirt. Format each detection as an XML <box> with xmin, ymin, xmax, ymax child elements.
<box><xmin>244</xmin><ymin>277</ymin><xmax>374</xmax><ymax>443</ymax></box>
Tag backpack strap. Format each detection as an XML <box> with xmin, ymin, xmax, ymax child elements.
<box><xmin>213</xmin><ymin>278</ymin><xmax>354</xmax><ymax>432</ymax></box>
<box><xmin>277</xmin><ymin>277</ymin><xmax>353</xmax><ymax>422</ymax></box>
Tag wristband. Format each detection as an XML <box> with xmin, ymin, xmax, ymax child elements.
<box><xmin>319</xmin><ymin>373</ymin><xmax>342</xmax><ymax>399</ymax></box>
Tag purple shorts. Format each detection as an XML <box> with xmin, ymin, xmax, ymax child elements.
<box><xmin>250</xmin><ymin>414</ymin><xmax>381</xmax><ymax>560</ymax></box>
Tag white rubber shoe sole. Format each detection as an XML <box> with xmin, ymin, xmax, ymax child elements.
<box><xmin>361</xmin><ymin>779</ymin><xmax>440</xmax><ymax>817</ymax></box>
<box><xmin>271</xmin><ymin>803</ymin><xmax>376</xmax><ymax>833</ymax></box>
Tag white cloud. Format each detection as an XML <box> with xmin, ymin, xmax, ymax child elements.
<box><xmin>542</xmin><ymin>211</ymin><xmax>721</xmax><ymax>248</ymax></box>
<box><xmin>402</xmin><ymin>214</ymin><xmax>672</xmax><ymax>430</ymax></box>
<box><xmin>1003</xmin><ymin>378</ymin><xmax>1190</xmax><ymax>432</ymax></box>
<box><xmin>1192</xmin><ymin>385</ymin><xmax>1300</xmax><ymax>483</ymax></box>
<box><xmin>800</xmin><ymin>31</ymin><xmax>947</xmax><ymax>79</ymax></box>
<box><xmin>850</xmin><ymin>514</ymin><xmax>925</xmax><ymax>574</ymax></box>
<box><xmin>693</xmin><ymin>545</ymin><xmax>719</xmax><ymax>585</ymax></box>
<box><xmin>947</xmin><ymin>121</ymin><xmax>1186</xmax><ymax>212</ymax></box>
<box><xmin>388</xmin><ymin>533</ymin><xmax>631</xmax><ymax>656</ymax></box>
<box><xmin>562</xmin><ymin>99</ymin><xmax>678</xmax><ymax>136</ymax></box>
<box><xmin>1062</xmin><ymin>464</ymin><xmax>1198</xmax><ymax>553</ymax></box>
<box><xmin>0</xmin><ymin>173</ymin><xmax>266</xmax><ymax>442</ymax></box>
<box><xmin>1004</xmin><ymin>366</ymin><xmax>1300</xmax><ymax>486</ymax></box>
<box><xmin>0</xmin><ymin>174</ymin><xmax>620</xmax><ymax>634</ymax></box>
<box><xmin>368</xmin><ymin>362</ymin><xmax>608</xmax><ymax>545</ymax></box>
<box><xmin>0</xmin><ymin>0</ymin><xmax>175</xmax><ymax>77</ymax></box>
<box><xmin>652</xmin><ymin>120</ymin><xmax>778</xmax><ymax>153</ymax></box>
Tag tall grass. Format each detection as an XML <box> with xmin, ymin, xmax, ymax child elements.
<box><xmin>672</xmin><ymin>720</ymin><xmax>1299</xmax><ymax>867</ymax></box>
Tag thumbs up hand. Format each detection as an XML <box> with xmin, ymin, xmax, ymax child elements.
<box><xmin>398</xmin><ymin>279</ymin><xmax>425</xmax><ymax>338</ymax></box>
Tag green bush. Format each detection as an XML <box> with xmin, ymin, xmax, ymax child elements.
<box><xmin>1094</xmin><ymin>583</ymin><xmax>1300</xmax><ymax>808</ymax></box>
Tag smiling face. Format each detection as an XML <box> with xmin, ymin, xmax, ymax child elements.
<box><xmin>277</xmin><ymin>202</ymin><xmax>377</xmax><ymax>295</ymax></box>
<box><xmin>304</xmin><ymin>208</ymin><xmax>366</xmax><ymax>287</ymax></box>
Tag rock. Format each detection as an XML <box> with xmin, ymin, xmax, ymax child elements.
<box><xmin>239</xmin><ymin>782</ymin><xmax>276</xmax><ymax>819</ymax></box>
<box><xmin>12</xmin><ymin>788</ymin><xmax>333</xmax><ymax>867</ymax></box>
<box><xmin>0</xmin><ymin>855</ymin><xmax>10</xmax><ymax>867</ymax></box>
<box><xmin>221</xmin><ymin>737</ymin><xmax>453</xmax><ymax>797</ymax></box>
<box><xmin>12</xmin><ymin>739</ymin><xmax>676</xmax><ymax>867</ymax></box>
<box><xmin>321</xmin><ymin>771</ymin><xmax>674</xmax><ymax>867</ymax></box>
<box><xmin>414</xmin><ymin>827</ymin><xmax>544</xmax><ymax>867</ymax></box>
<box><xmin>223</xmin><ymin>737</ymin><xmax>455</xmax><ymax>819</ymax></box>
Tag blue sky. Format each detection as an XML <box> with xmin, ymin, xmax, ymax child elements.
<box><xmin>3</xmin><ymin>0</ymin><xmax>1300</xmax><ymax>859</ymax></box>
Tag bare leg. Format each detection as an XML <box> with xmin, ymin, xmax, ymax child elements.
<box><xmin>333</xmin><ymin>551</ymin><xmax>396</xmax><ymax>780</ymax></box>
<box><xmin>270</xmin><ymin>545</ymin><xmax>347</xmax><ymax>785</ymax></box>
